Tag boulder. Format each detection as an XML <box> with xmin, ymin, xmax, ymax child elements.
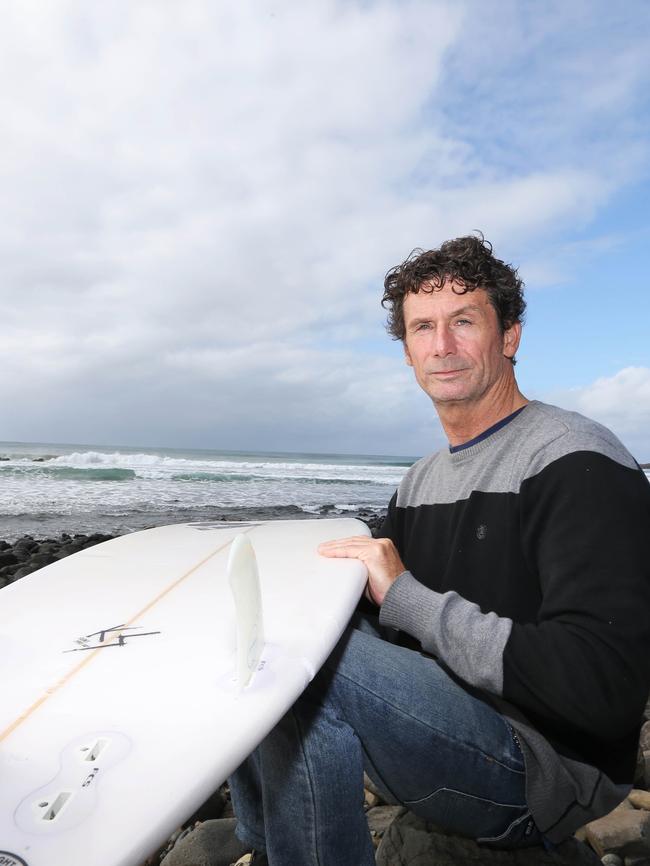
<box><xmin>629</xmin><ymin>790</ymin><xmax>650</xmax><ymax>811</ymax></box>
<box><xmin>375</xmin><ymin>809</ymin><xmax>601</xmax><ymax>865</ymax></box>
<box><xmin>54</xmin><ymin>544</ymin><xmax>84</xmax><ymax>559</ymax></box>
<box><xmin>13</xmin><ymin>538</ymin><xmax>37</xmax><ymax>555</ymax></box>
<box><xmin>159</xmin><ymin>818</ymin><xmax>249</xmax><ymax>866</ymax></box>
<box><xmin>600</xmin><ymin>855</ymin><xmax>623</xmax><ymax>866</ymax></box>
<box><xmin>367</xmin><ymin>805</ymin><xmax>404</xmax><ymax>848</ymax></box>
<box><xmin>187</xmin><ymin>786</ymin><xmax>228</xmax><ymax>824</ymax></box>
<box><xmin>643</xmin><ymin>752</ymin><xmax>650</xmax><ymax>791</ymax></box>
<box><xmin>640</xmin><ymin>721</ymin><xmax>650</xmax><ymax>753</ymax></box>
<box><xmin>27</xmin><ymin>553</ymin><xmax>57</xmax><ymax>569</ymax></box>
<box><xmin>11</xmin><ymin>566</ymin><xmax>36</xmax><ymax>580</ymax></box>
<box><xmin>584</xmin><ymin>804</ymin><xmax>650</xmax><ymax>859</ymax></box>
<box><xmin>0</xmin><ymin>552</ymin><xmax>18</xmax><ymax>567</ymax></box>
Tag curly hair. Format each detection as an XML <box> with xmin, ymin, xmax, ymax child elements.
<box><xmin>382</xmin><ymin>233</ymin><xmax>526</xmax><ymax>342</ymax></box>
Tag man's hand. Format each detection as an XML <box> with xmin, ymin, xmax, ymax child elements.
<box><xmin>317</xmin><ymin>536</ymin><xmax>406</xmax><ymax>606</ymax></box>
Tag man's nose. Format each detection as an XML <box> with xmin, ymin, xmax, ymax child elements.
<box><xmin>432</xmin><ymin>327</ymin><xmax>456</xmax><ymax>356</ymax></box>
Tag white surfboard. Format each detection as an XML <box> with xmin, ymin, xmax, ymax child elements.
<box><xmin>0</xmin><ymin>518</ymin><xmax>370</xmax><ymax>866</ymax></box>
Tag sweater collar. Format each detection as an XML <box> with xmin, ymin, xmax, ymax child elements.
<box><xmin>448</xmin><ymin>405</ymin><xmax>527</xmax><ymax>454</ymax></box>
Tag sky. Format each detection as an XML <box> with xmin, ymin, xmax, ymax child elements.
<box><xmin>1</xmin><ymin>0</ymin><xmax>649</xmax><ymax>460</ymax></box>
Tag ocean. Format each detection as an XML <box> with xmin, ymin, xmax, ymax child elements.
<box><xmin>0</xmin><ymin>440</ymin><xmax>416</xmax><ymax>541</ymax></box>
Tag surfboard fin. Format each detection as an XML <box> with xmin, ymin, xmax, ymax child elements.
<box><xmin>227</xmin><ymin>534</ymin><xmax>265</xmax><ymax>688</ymax></box>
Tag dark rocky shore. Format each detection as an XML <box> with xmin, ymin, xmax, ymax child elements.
<box><xmin>0</xmin><ymin>509</ymin><xmax>387</xmax><ymax>589</ymax></box>
<box><xmin>0</xmin><ymin>531</ymin><xmax>116</xmax><ymax>587</ymax></box>
<box><xmin>4</xmin><ymin>518</ymin><xmax>650</xmax><ymax>865</ymax></box>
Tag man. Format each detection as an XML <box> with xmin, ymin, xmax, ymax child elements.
<box><xmin>229</xmin><ymin>234</ymin><xmax>650</xmax><ymax>865</ymax></box>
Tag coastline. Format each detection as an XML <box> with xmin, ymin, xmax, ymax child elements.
<box><xmin>0</xmin><ymin>510</ymin><xmax>386</xmax><ymax>588</ymax></box>
<box><xmin>0</xmin><ymin>441</ymin><xmax>404</xmax><ymax>546</ymax></box>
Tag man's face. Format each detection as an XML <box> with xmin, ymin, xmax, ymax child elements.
<box><xmin>402</xmin><ymin>281</ymin><xmax>521</xmax><ymax>408</ymax></box>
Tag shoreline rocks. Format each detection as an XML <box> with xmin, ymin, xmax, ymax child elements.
<box><xmin>0</xmin><ymin>532</ymin><xmax>116</xmax><ymax>587</ymax></box>
<box><xmin>0</xmin><ymin>510</ymin><xmax>386</xmax><ymax>590</ymax></box>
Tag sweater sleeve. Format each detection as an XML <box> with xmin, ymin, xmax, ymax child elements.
<box><xmin>380</xmin><ymin>451</ymin><xmax>650</xmax><ymax>741</ymax></box>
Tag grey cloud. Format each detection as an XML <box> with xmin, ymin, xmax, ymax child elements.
<box><xmin>0</xmin><ymin>1</ymin><xmax>648</xmax><ymax>454</ymax></box>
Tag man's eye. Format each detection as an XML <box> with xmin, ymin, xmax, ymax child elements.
<box><xmin>455</xmin><ymin>318</ymin><xmax>472</xmax><ymax>326</ymax></box>
<box><xmin>415</xmin><ymin>322</ymin><xmax>431</xmax><ymax>331</ymax></box>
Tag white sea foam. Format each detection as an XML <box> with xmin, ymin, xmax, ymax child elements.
<box><xmin>0</xmin><ymin>441</ymin><xmax>410</xmax><ymax>537</ymax></box>
<box><xmin>44</xmin><ymin>450</ymin><xmax>405</xmax><ymax>486</ymax></box>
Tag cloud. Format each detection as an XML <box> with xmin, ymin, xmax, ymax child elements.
<box><xmin>549</xmin><ymin>367</ymin><xmax>650</xmax><ymax>461</ymax></box>
<box><xmin>0</xmin><ymin>1</ymin><xmax>648</xmax><ymax>453</ymax></box>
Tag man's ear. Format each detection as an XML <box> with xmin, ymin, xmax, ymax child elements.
<box><xmin>503</xmin><ymin>321</ymin><xmax>522</xmax><ymax>360</ymax></box>
<box><xmin>404</xmin><ymin>341</ymin><xmax>413</xmax><ymax>367</ymax></box>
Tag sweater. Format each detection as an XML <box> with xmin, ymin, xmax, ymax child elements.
<box><xmin>378</xmin><ymin>400</ymin><xmax>650</xmax><ymax>841</ymax></box>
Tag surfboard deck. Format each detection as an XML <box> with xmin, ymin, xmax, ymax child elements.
<box><xmin>0</xmin><ymin>518</ymin><xmax>370</xmax><ymax>866</ymax></box>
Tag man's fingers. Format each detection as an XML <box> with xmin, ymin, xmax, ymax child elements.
<box><xmin>317</xmin><ymin>536</ymin><xmax>372</xmax><ymax>557</ymax></box>
<box><xmin>318</xmin><ymin>535</ymin><xmax>405</xmax><ymax>607</ymax></box>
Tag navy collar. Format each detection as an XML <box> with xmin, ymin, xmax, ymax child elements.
<box><xmin>449</xmin><ymin>406</ymin><xmax>527</xmax><ymax>454</ymax></box>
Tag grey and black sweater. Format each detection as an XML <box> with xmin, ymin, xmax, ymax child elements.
<box><xmin>378</xmin><ymin>400</ymin><xmax>650</xmax><ymax>842</ymax></box>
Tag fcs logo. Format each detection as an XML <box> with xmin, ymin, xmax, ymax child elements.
<box><xmin>0</xmin><ymin>853</ymin><xmax>29</xmax><ymax>866</ymax></box>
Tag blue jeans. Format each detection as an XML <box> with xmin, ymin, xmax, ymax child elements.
<box><xmin>229</xmin><ymin>616</ymin><xmax>542</xmax><ymax>865</ymax></box>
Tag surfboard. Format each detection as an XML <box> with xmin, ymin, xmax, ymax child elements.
<box><xmin>0</xmin><ymin>518</ymin><xmax>370</xmax><ymax>866</ymax></box>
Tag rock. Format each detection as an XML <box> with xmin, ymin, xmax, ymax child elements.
<box><xmin>367</xmin><ymin>805</ymin><xmax>404</xmax><ymax>847</ymax></box>
<box><xmin>54</xmin><ymin>544</ymin><xmax>84</xmax><ymax>559</ymax></box>
<box><xmin>640</xmin><ymin>722</ymin><xmax>650</xmax><ymax>753</ymax></box>
<box><xmin>375</xmin><ymin>809</ymin><xmax>601</xmax><ymax>865</ymax></box>
<box><xmin>84</xmin><ymin>533</ymin><xmax>114</xmax><ymax>547</ymax></box>
<box><xmin>365</xmin><ymin>789</ymin><xmax>381</xmax><ymax>809</ymax></box>
<box><xmin>13</xmin><ymin>538</ymin><xmax>37</xmax><ymax>555</ymax></box>
<box><xmin>11</xmin><ymin>566</ymin><xmax>36</xmax><ymax>580</ymax></box>
<box><xmin>644</xmin><ymin>694</ymin><xmax>650</xmax><ymax>722</ymax></box>
<box><xmin>159</xmin><ymin>818</ymin><xmax>249</xmax><ymax>866</ymax></box>
<box><xmin>585</xmin><ymin>805</ymin><xmax>650</xmax><ymax>858</ymax></box>
<box><xmin>600</xmin><ymin>855</ymin><xmax>623</xmax><ymax>866</ymax></box>
<box><xmin>643</xmin><ymin>752</ymin><xmax>650</xmax><ymax>791</ymax></box>
<box><xmin>368</xmin><ymin>512</ymin><xmax>388</xmax><ymax>536</ymax></box>
<box><xmin>629</xmin><ymin>791</ymin><xmax>650</xmax><ymax>811</ymax></box>
<box><xmin>27</xmin><ymin>553</ymin><xmax>56</xmax><ymax>569</ymax></box>
<box><xmin>635</xmin><ymin>747</ymin><xmax>646</xmax><ymax>789</ymax></box>
<box><xmin>0</xmin><ymin>552</ymin><xmax>18</xmax><ymax>567</ymax></box>
<box><xmin>186</xmin><ymin>786</ymin><xmax>228</xmax><ymax>824</ymax></box>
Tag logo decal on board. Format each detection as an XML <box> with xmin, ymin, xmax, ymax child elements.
<box><xmin>64</xmin><ymin>624</ymin><xmax>161</xmax><ymax>653</ymax></box>
<box><xmin>0</xmin><ymin>852</ymin><xmax>29</xmax><ymax>866</ymax></box>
